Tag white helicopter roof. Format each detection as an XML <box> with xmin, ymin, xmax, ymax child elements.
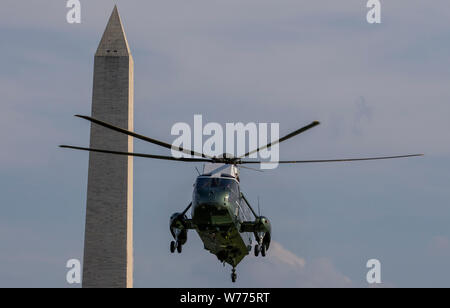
<box><xmin>202</xmin><ymin>163</ymin><xmax>239</xmax><ymax>179</ymax></box>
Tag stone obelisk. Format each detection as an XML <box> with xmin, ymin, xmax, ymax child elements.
<box><xmin>83</xmin><ymin>6</ymin><xmax>134</xmax><ymax>288</ymax></box>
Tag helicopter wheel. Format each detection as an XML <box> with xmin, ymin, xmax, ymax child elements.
<box><xmin>231</xmin><ymin>268</ymin><xmax>237</xmax><ymax>283</ymax></box>
<box><xmin>177</xmin><ymin>242</ymin><xmax>182</xmax><ymax>253</ymax></box>
<box><xmin>261</xmin><ymin>244</ymin><xmax>266</xmax><ymax>257</ymax></box>
<box><xmin>254</xmin><ymin>245</ymin><xmax>260</xmax><ymax>257</ymax></box>
<box><xmin>170</xmin><ymin>241</ymin><xmax>176</xmax><ymax>253</ymax></box>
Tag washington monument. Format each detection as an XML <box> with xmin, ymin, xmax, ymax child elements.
<box><xmin>83</xmin><ymin>6</ymin><xmax>134</xmax><ymax>288</ymax></box>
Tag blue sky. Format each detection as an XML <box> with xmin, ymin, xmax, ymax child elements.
<box><xmin>0</xmin><ymin>0</ymin><xmax>449</xmax><ymax>287</ymax></box>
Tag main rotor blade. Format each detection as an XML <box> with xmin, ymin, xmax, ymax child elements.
<box><xmin>239</xmin><ymin>154</ymin><xmax>424</xmax><ymax>164</ymax></box>
<box><xmin>239</xmin><ymin>121</ymin><xmax>320</xmax><ymax>159</ymax></box>
<box><xmin>75</xmin><ymin>115</ymin><xmax>211</xmax><ymax>159</ymax></box>
<box><xmin>59</xmin><ymin>145</ymin><xmax>214</xmax><ymax>163</ymax></box>
<box><xmin>239</xmin><ymin>165</ymin><xmax>264</xmax><ymax>172</ymax></box>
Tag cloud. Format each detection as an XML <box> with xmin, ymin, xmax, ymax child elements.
<box><xmin>238</xmin><ymin>241</ymin><xmax>352</xmax><ymax>287</ymax></box>
<box><xmin>266</xmin><ymin>241</ymin><xmax>306</xmax><ymax>268</ymax></box>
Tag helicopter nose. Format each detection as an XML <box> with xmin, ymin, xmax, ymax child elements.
<box><xmin>196</xmin><ymin>201</ymin><xmax>227</xmax><ymax>213</ymax></box>
<box><xmin>192</xmin><ymin>200</ymin><xmax>231</xmax><ymax>226</ymax></box>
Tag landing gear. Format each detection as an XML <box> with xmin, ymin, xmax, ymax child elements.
<box><xmin>261</xmin><ymin>244</ymin><xmax>266</xmax><ymax>257</ymax></box>
<box><xmin>170</xmin><ymin>240</ymin><xmax>183</xmax><ymax>254</ymax></box>
<box><xmin>254</xmin><ymin>243</ymin><xmax>267</xmax><ymax>257</ymax></box>
<box><xmin>254</xmin><ymin>244</ymin><xmax>260</xmax><ymax>257</ymax></box>
<box><xmin>231</xmin><ymin>267</ymin><xmax>237</xmax><ymax>283</ymax></box>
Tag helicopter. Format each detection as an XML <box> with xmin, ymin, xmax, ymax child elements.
<box><xmin>61</xmin><ymin>115</ymin><xmax>423</xmax><ymax>283</ymax></box>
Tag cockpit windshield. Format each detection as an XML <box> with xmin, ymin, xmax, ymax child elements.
<box><xmin>196</xmin><ymin>177</ymin><xmax>239</xmax><ymax>194</ymax></box>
